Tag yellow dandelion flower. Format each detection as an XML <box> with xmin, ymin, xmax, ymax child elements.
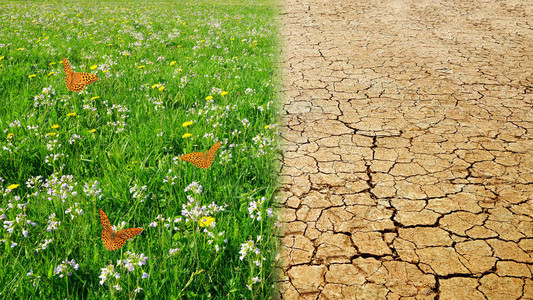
<box><xmin>182</xmin><ymin>133</ymin><xmax>192</xmax><ymax>139</ymax></box>
<box><xmin>89</xmin><ymin>129</ymin><xmax>96</xmax><ymax>133</ymax></box>
<box><xmin>16</xmin><ymin>48</ymin><xmax>24</xmax><ymax>51</ymax></box>
<box><xmin>138</xmin><ymin>65</ymin><xmax>145</xmax><ymax>69</ymax></box>
<box><xmin>28</xmin><ymin>74</ymin><xmax>36</xmax><ymax>78</ymax></box>
<box><xmin>151</xmin><ymin>84</ymin><xmax>159</xmax><ymax>89</ymax></box>
<box><xmin>205</xmin><ymin>96</ymin><xmax>213</xmax><ymax>100</ymax></box>
<box><xmin>182</xmin><ymin>121</ymin><xmax>193</xmax><ymax>127</ymax></box>
<box><xmin>67</xmin><ymin>112</ymin><xmax>76</xmax><ymax>117</ymax></box>
<box><xmin>47</xmin><ymin>132</ymin><xmax>57</xmax><ymax>136</ymax></box>
<box><xmin>48</xmin><ymin>71</ymin><xmax>55</xmax><ymax>76</ymax></box>
<box><xmin>90</xmin><ymin>65</ymin><xmax>97</xmax><ymax>70</ymax></box>
<box><xmin>199</xmin><ymin>216</ymin><xmax>215</xmax><ymax>227</ymax></box>
<box><xmin>158</xmin><ymin>86</ymin><xmax>165</xmax><ymax>92</ymax></box>
<box><xmin>230</xmin><ymin>38</ymin><xmax>235</xmax><ymax>41</ymax></box>
<box><xmin>220</xmin><ymin>91</ymin><xmax>228</xmax><ymax>96</ymax></box>
<box><xmin>0</xmin><ymin>56</ymin><xmax>5</xmax><ymax>60</ymax></box>
<box><xmin>170</xmin><ymin>61</ymin><xmax>176</xmax><ymax>66</ymax></box>
<box><xmin>7</xmin><ymin>184</ymin><xmax>20</xmax><ymax>190</ymax></box>
<box><xmin>91</xmin><ymin>96</ymin><xmax>100</xmax><ymax>100</ymax></box>
<box><xmin>177</xmin><ymin>68</ymin><xmax>182</xmax><ymax>72</ymax></box>
<box><xmin>265</xmin><ymin>124</ymin><xmax>271</xmax><ymax>129</ymax></box>
<box><xmin>7</xmin><ymin>133</ymin><xmax>14</xmax><ymax>139</ymax></box>
<box><xmin>51</xmin><ymin>124</ymin><xmax>59</xmax><ymax>129</ymax></box>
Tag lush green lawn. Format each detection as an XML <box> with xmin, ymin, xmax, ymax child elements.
<box><xmin>0</xmin><ymin>0</ymin><xmax>280</xmax><ymax>298</ymax></box>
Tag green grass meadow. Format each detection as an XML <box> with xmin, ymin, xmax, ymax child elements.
<box><xmin>0</xmin><ymin>0</ymin><xmax>281</xmax><ymax>298</ymax></box>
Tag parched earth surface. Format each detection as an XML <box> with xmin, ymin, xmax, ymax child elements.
<box><xmin>276</xmin><ymin>0</ymin><xmax>533</xmax><ymax>299</ymax></box>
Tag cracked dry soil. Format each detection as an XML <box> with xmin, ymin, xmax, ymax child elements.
<box><xmin>275</xmin><ymin>0</ymin><xmax>533</xmax><ymax>299</ymax></box>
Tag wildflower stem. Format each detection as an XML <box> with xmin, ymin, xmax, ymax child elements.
<box><xmin>177</xmin><ymin>269</ymin><xmax>205</xmax><ymax>298</ymax></box>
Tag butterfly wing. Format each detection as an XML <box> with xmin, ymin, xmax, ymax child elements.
<box><xmin>63</xmin><ymin>58</ymin><xmax>98</xmax><ymax>92</ymax></box>
<box><xmin>63</xmin><ymin>58</ymin><xmax>73</xmax><ymax>89</ymax></box>
<box><xmin>181</xmin><ymin>152</ymin><xmax>207</xmax><ymax>168</ymax></box>
<box><xmin>181</xmin><ymin>142</ymin><xmax>221</xmax><ymax>169</ymax></box>
<box><xmin>117</xmin><ymin>228</ymin><xmax>143</xmax><ymax>240</ymax></box>
<box><xmin>99</xmin><ymin>209</ymin><xmax>112</xmax><ymax>231</ymax></box>
<box><xmin>103</xmin><ymin>228</ymin><xmax>142</xmax><ymax>251</ymax></box>
<box><xmin>100</xmin><ymin>209</ymin><xmax>142</xmax><ymax>251</ymax></box>
<box><xmin>102</xmin><ymin>228</ymin><xmax>122</xmax><ymax>251</ymax></box>
<box><xmin>205</xmin><ymin>142</ymin><xmax>221</xmax><ymax>168</ymax></box>
<box><xmin>80</xmin><ymin>72</ymin><xmax>98</xmax><ymax>85</ymax></box>
<box><xmin>106</xmin><ymin>234</ymin><xmax>126</xmax><ymax>251</ymax></box>
<box><xmin>63</xmin><ymin>57</ymin><xmax>72</xmax><ymax>73</ymax></box>
<box><xmin>67</xmin><ymin>73</ymin><xmax>83</xmax><ymax>92</ymax></box>
<box><xmin>100</xmin><ymin>209</ymin><xmax>116</xmax><ymax>250</ymax></box>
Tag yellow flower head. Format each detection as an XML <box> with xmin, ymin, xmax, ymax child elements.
<box><xmin>205</xmin><ymin>96</ymin><xmax>213</xmax><ymax>100</ymax></box>
<box><xmin>51</xmin><ymin>124</ymin><xmax>59</xmax><ymax>129</ymax></box>
<box><xmin>90</xmin><ymin>96</ymin><xmax>100</xmax><ymax>100</ymax></box>
<box><xmin>47</xmin><ymin>132</ymin><xmax>57</xmax><ymax>136</ymax></box>
<box><xmin>7</xmin><ymin>133</ymin><xmax>14</xmax><ymax>139</ymax></box>
<box><xmin>220</xmin><ymin>91</ymin><xmax>228</xmax><ymax>96</ymax></box>
<box><xmin>151</xmin><ymin>84</ymin><xmax>159</xmax><ymax>89</ymax></box>
<box><xmin>138</xmin><ymin>65</ymin><xmax>145</xmax><ymax>69</ymax></box>
<box><xmin>170</xmin><ymin>61</ymin><xmax>176</xmax><ymax>66</ymax></box>
<box><xmin>0</xmin><ymin>56</ymin><xmax>4</xmax><ymax>60</ymax></box>
<box><xmin>199</xmin><ymin>216</ymin><xmax>215</xmax><ymax>227</ymax></box>
<box><xmin>158</xmin><ymin>86</ymin><xmax>165</xmax><ymax>92</ymax></box>
<box><xmin>264</xmin><ymin>124</ymin><xmax>271</xmax><ymax>129</ymax></box>
<box><xmin>182</xmin><ymin>133</ymin><xmax>192</xmax><ymax>139</ymax></box>
<box><xmin>7</xmin><ymin>184</ymin><xmax>20</xmax><ymax>190</ymax></box>
<box><xmin>67</xmin><ymin>112</ymin><xmax>76</xmax><ymax>117</ymax></box>
<box><xmin>89</xmin><ymin>129</ymin><xmax>96</xmax><ymax>133</ymax></box>
<box><xmin>48</xmin><ymin>71</ymin><xmax>55</xmax><ymax>76</ymax></box>
<box><xmin>182</xmin><ymin>121</ymin><xmax>193</xmax><ymax>127</ymax></box>
<box><xmin>49</xmin><ymin>62</ymin><xmax>55</xmax><ymax>65</ymax></box>
<box><xmin>90</xmin><ymin>65</ymin><xmax>98</xmax><ymax>70</ymax></box>
<box><xmin>28</xmin><ymin>74</ymin><xmax>36</xmax><ymax>78</ymax></box>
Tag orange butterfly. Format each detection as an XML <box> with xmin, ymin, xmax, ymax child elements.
<box><xmin>181</xmin><ymin>142</ymin><xmax>221</xmax><ymax>169</ymax></box>
<box><xmin>99</xmin><ymin>209</ymin><xmax>142</xmax><ymax>251</ymax></box>
<box><xmin>63</xmin><ymin>58</ymin><xmax>98</xmax><ymax>92</ymax></box>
